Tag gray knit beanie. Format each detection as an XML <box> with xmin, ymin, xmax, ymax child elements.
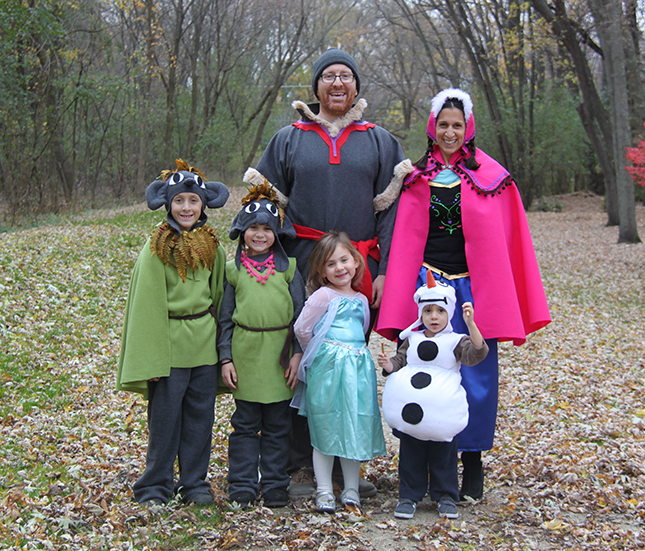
<box><xmin>312</xmin><ymin>48</ymin><xmax>361</xmax><ymax>99</ymax></box>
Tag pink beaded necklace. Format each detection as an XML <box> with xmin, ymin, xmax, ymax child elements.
<box><xmin>241</xmin><ymin>250</ymin><xmax>276</xmax><ymax>284</ymax></box>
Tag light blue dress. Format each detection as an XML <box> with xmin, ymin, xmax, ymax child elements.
<box><xmin>298</xmin><ymin>295</ymin><xmax>385</xmax><ymax>461</ymax></box>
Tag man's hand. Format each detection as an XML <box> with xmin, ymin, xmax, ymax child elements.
<box><xmin>371</xmin><ymin>274</ymin><xmax>386</xmax><ymax>309</ymax></box>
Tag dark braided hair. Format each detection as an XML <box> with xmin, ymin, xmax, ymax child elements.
<box><xmin>414</xmin><ymin>97</ymin><xmax>480</xmax><ymax>171</ymax></box>
<box><xmin>413</xmin><ymin>135</ymin><xmax>435</xmax><ymax>170</ymax></box>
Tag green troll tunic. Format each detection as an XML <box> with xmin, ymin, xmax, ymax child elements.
<box><xmin>116</xmin><ymin>231</ymin><xmax>226</xmax><ymax>399</ymax></box>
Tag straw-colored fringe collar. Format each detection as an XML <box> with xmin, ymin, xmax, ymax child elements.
<box><xmin>149</xmin><ymin>222</ymin><xmax>220</xmax><ymax>282</ymax></box>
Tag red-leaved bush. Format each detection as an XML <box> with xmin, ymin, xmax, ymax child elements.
<box><xmin>625</xmin><ymin>122</ymin><xmax>645</xmax><ymax>188</ymax></box>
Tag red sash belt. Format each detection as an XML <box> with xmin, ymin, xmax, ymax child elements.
<box><xmin>293</xmin><ymin>224</ymin><xmax>380</xmax><ymax>300</ymax></box>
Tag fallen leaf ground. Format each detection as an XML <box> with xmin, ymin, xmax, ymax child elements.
<box><xmin>1</xmin><ymin>190</ymin><xmax>643</xmax><ymax>550</ymax></box>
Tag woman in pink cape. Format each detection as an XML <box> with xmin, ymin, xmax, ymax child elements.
<box><xmin>376</xmin><ymin>88</ymin><xmax>550</xmax><ymax>501</ymax></box>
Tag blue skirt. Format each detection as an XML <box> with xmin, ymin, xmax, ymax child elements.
<box><xmin>418</xmin><ymin>267</ymin><xmax>498</xmax><ymax>451</ymax></box>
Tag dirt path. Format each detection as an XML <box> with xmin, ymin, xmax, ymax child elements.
<box><xmin>2</xmin><ymin>191</ymin><xmax>643</xmax><ymax>550</ymax></box>
<box><xmin>197</xmin><ymin>191</ymin><xmax>645</xmax><ymax>550</ymax></box>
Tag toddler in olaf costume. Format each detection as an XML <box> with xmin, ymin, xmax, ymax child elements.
<box><xmin>378</xmin><ymin>280</ymin><xmax>488</xmax><ymax>520</ymax></box>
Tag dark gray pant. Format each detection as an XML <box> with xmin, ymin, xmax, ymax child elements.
<box><xmin>396</xmin><ymin>430</ymin><xmax>459</xmax><ymax>503</ymax></box>
<box><xmin>228</xmin><ymin>399</ymin><xmax>291</xmax><ymax>497</ymax></box>
<box><xmin>133</xmin><ymin>365</ymin><xmax>217</xmax><ymax>503</ymax></box>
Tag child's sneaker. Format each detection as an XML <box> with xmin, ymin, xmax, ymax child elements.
<box><xmin>437</xmin><ymin>494</ymin><xmax>458</xmax><ymax>519</ymax></box>
<box><xmin>394</xmin><ymin>498</ymin><xmax>417</xmax><ymax>519</ymax></box>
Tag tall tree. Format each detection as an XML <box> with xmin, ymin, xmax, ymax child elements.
<box><xmin>360</xmin><ymin>0</ymin><xmax>466</xmax><ymax>136</ymax></box>
<box><xmin>531</xmin><ymin>0</ymin><xmax>640</xmax><ymax>242</ymax></box>
<box><xmin>389</xmin><ymin>0</ymin><xmax>554</xmax><ymax>207</ymax></box>
<box><xmin>240</xmin><ymin>0</ymin><xmax>352</xmax><ymax>167</ymax></box>
<box><xmin>588</xmin><ymin>0</ymin><xmax>640</xmax><ymax>242</ymax></box>
<box><xmin>531</xmin><ymin>0</ymin><xmax>617</xmax><ymax>220</ymax></box>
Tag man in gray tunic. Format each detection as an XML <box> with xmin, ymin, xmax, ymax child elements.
<box><xmin>244</xmin><ymin>48</ymin><xmax>409</xmax><ymax>499</ymax></box>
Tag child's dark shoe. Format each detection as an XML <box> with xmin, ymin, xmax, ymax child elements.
<box><xmin>229</xmin><ymin>490</ymin><xmax>256</xmax><ymax>508</ymax></box>
<box><xmin>263</xmin><ymin>488</ymin><xmax>289</xmax><ymax>508</ymax></box>
<box><xmin>139</xmin><ymin>498</ymin><xmax>165</xmax><ymax>508</ymax></box>
<box><xmin>394</xmin><ymin>498</ymin><xmax>416</xmax><ymax>519</ymax></box>
<box><xmin>181</xmin><ymin>492</ymin><xmax>214</xmax><ymax>506</ymax></box>
<box><xmin>437</xmin><ymin>494</ymin><xmax>459</xmax><ymax>519</ymax></box>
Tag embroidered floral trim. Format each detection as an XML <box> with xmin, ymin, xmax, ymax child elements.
<box><xmin>430</xmin><ymin>192</ymin><xmax>462</xmax><ymax>234</ymax></box>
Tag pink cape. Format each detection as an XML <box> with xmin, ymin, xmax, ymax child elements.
<box><xmin>376</xmin><ymin>148</ymin><xmax>551</xmax><ymax>345</ymax></box>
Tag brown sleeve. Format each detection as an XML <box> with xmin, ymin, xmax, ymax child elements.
<box><xmin>454</xmin><ymin>336</ymin><xmax>489</xmax><ymax>366</ymax></box>
<box><xmin>383</xmin><ymin>338</ymin><xmax>410</xmax><ymax>376</ymax></box>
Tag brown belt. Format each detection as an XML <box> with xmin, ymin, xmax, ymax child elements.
<box><xmin>169</xmin><ymin>305</ymin><xmax>218</xmax><ymax>320</ymax></box>
<box><xmin>169</xmin><ymin>305</ymin><xmax>221</xmax><ymax>342</ymax></box>
<box><xmin>235</xmin><ymin>322</ymin><xmax>295</xmax><ymax>371</ymax></box>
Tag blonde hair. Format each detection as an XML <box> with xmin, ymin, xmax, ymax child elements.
<box><xmin>306</xmin><ymin>230</ymin><xmax>366</xmax><ymax>295</ymax></box>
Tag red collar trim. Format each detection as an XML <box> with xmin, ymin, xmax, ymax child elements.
<box><xmin>293</xmin><ymin>121</ymin><xmax>375</xmax><ymax>164</ymax></box>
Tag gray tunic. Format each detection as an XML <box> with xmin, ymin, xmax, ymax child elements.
<box><xmin>256</xmin><ymin>101</ymin><xmax>404</xmax><ymax>279</ymax></box>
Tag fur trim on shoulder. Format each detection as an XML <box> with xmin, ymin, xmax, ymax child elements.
<box><xmin>292</xmin><ymin>99</ymin><xmax>368</xmax><ymax>138</ymax></box>
<box><xmin>373</xmin><ymin>159</ymin><xmax>414</xmax><ymax>213</ymax></box>
<box><xmin>242</xmin><ymin>168</ymin><xmax>289</xmax><ymax>208</ymax></box>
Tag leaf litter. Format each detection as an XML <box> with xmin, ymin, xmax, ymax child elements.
<box><xmin>0</xmin><ymin>190</ymin><xmax>644</xmax><ymax>550</ymax></box>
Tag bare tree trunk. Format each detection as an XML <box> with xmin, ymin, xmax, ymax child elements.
<box><xmin>186</xmin><ymin>0</ymin><xmax>205</xmax><ymax>158</ymax></box>
<box><xmin>163</xmin><ymin>0</ymin><xmax>186</xmax><ymax>164</ymax></box>
<box><xmin>33</xmin><ymin>29</ymin><xmax>74</xmax><ymax>205</ymax></box>
<box><xmin>530</xmin><ymin>0</ymin><xmax>619</xmax><ymax>224</ymax></box>
<box><xmin>623</xmin><ymin>0</ymin><xmax>645</xmax><ymax>132</ymax></box>
<box><xmin>201</xmin><ymin>0</ymin><xmax>250</xmax><ymax>132</ymax></box>
<box><xmin>137</xmin><ymin>0</ymin><xmax>155</xmax><ymax>191</ymax></box>
<box><xmin>589</xmin><ymin>0</ymin><xmax>640</xmax><ymax>242</ymax></box>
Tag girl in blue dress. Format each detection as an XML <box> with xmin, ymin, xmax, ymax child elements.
<box><xmin>292</xmin><ymin>231</ymin><xmax>385</xmax><ymax>513</ymax></box>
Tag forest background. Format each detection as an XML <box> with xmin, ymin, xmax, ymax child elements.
<box><xmin>0</xmin><ymin>0</ymin><xmax>644</xmax><ymax>243</ymax></box>
<box><xmin>1</xmin><ymin>1</ymin><xmax>645</xmax><ymax>549</ymax></box>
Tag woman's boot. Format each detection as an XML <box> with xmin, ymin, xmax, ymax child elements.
<box><xmin>459</xmin><ymin>451</ymin><xmax>483</xmax><ymax>500</ymax></box>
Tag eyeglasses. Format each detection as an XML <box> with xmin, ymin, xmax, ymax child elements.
<box><xmin>320</xmin><ymin>73</ymin><xmax>355</xmax><ymax>84</ymax></box>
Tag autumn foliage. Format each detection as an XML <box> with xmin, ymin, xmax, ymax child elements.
<box><xmin>625</xmin><ymin>122</ymin><xmax>645</xmax><ymax>187</ymax></box>
<box><xmin>1</xmin><ymin>189</ymin><xmax>644</xmax><ymax>550</ymax></box>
